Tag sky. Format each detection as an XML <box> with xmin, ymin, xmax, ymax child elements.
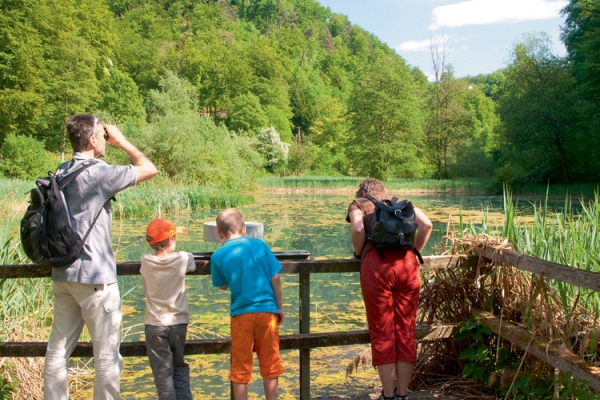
<box><xmin>317</xmin><ymin>0</ymin><xmax>569</xmax><ymax>79</ymax></box>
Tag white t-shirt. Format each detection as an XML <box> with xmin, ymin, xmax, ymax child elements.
<box><xmin>140</xmin><ymin>251</ymin><xmax>196</xmax><ymax>326</ymax></box>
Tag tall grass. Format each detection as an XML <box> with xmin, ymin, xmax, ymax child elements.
<box><xmin>257</xmin><ymin>176</ymin><xmax>490</xmax><ymax>192</ymax></box>
<box><xmin>461</xmin><ymin>187</ymin><xmax>600</xmax><ymax>274</ymax></box>
<box><xmin>0</xmin><ymin>176</ymin><xmax>255</xmax><ymax>220</ymax></box>
<box><xmin>115</xmin><ymin>182</ymin><xmax>254</xmax><ymax>218</ymax></box>
<box><xmin>457</xmin><ymin>187</ymin><xmax>600</xmax><ymax>336</ymax></box>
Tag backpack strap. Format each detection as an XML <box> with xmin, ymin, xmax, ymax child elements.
<box><xmin>55</xmin><ymin>159</ymin><xmax>110</xmax><ymax>258</ymax></box>
<box><xmin>56</xmin><ymin>160</ymin><xmax>99</xmax><ymax>189</ymax></box>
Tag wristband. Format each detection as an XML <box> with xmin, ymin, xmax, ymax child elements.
<box><xmin>353</xmin><ymin>252</ymin><xmax>361</xmax><ymax>259</ymax></box>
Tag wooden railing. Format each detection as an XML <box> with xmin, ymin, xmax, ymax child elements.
<box><xmin>4</xmin><ymin>245</ymin><xmax>598</xmax><ymax>396</ymax></box>
<box><xmin>0</xmin><ymin>251</ymin><xmax>472</xmax><ymax>400</ymax></box>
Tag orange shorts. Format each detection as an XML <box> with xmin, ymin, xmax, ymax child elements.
<box><xmin>230</xmin><ymin>312</ymin><xmax>284</xmax><ymax>383</ymax></box>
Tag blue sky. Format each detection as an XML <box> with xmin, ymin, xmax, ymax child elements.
<box><xmin>317</xmin><ymin>0</ymin><xmax>569</xmax><ymax>79</ymax></box>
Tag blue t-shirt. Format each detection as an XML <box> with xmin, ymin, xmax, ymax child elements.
<box><xmin>210</xmin><ymin>237</ymin><xmax>282</xmax><ymax>317</ymax></box>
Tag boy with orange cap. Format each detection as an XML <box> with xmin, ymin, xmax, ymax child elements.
<box><xmin>141</xmin><ymin>218</ymin><xmax>196</xmax><ymax>400</ymax></box>
<box><xmin>210</xmin><ymin>208</ymin><xmax>284</xmax><ymax>400</ymax></box>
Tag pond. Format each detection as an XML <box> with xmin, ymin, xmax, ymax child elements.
<box><xmin>87</xmin><ymin>192</ymin><xmax>563</xmax><ymax>399</ymax></box>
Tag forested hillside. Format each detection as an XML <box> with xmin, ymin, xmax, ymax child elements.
<box><xmin>0</xmin><ymin>0</ymin><xmax>598</xmax><ymax>190</ymax></box>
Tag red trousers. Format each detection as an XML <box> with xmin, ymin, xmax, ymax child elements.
<box><xmin>360</xmin><ymin>248</ymin><xmax>420</xmax><ymax>365</ymax></box>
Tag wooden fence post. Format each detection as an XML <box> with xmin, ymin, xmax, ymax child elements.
<box><xmin>299</xmin><ymin>272</ymin><xmax>310</xmax><ymax>400</ymax></box>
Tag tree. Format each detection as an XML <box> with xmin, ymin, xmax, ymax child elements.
<box><xmin>0</xmin><ymin>134</ymin><xmax>57</xmax><ymax>179</ymax></box>
<box><xmin>228</xmin><ymin>93</ymin><xmax>270</xmax><ymax>136</ymax></box>
<box><xmin>346</xmin><ymin>53</ymin><xmax>425</xmax><ymax>179</ymax></box>
<box><xmin>561</xmin><ymin>0</ymin><xmax>600</xmax><ymax>104</ymax></box>
<box><xmin>256</xmin><ymin>126</ymin><xmax>290</xmax><ymax>172</ymax></box>
<box><xmin>424</xmin><ymin>43</ymin><xmax>475</xmax><ymax>179</ymax></box>
<box><xmin>98</xmin><ymin>67</ymin><xmax>145</xmax><ymax>122</ymax></box>
<box><xmin>146</xmin><ymin>71</ymin><xmax>198</xmax><ymax>121</ymax></box>
<box><xmin>496</xmin><ymin>34</ymin><xmax>586</xmax><ymax>184</ymax></box>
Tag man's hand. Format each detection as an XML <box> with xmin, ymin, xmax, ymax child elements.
<box><xmin>277</xmin><ymin>309</ymin><xmax>285</xmax><ymax>325</ymax></box>
<box><xmin>103</xmin><ymin>124</ymin><xmax>158</xmax><ymax>183</ymax></box>
<box><xmin>102</xmin><ymin>124</ymin><xmax>127</xmax><ymax>148</ymax></box>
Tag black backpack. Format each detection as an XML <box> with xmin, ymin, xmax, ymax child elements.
<box><xmin>365</xmin><ymin>195</ymin><xmax>423</xmax><ymax>263</ymax></box>
<box><xmin>20</xmin><ymin>160</ymin><xmax>103</xmax><ymax>267</ymax></box>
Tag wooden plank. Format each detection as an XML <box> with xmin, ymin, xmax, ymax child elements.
<box><xmin>299</xmin><ymin>273</ymin><xmax>311</xmax><ymax>400</ymax></box>
<box><xmin>0</xmin><ymin>255</ymin><xmax>475</xmax><ymax>279</ymax></box>
<box><xmin>0</xmin><ymin>324</ymin><xmax>458</xmax><ymax>358</ymax></box>
<box><xmin>475</xmin><ymin>245</ymin><xmax>600</xmax><ymax>291</ymax></box>
<box><xmin>192</xmin><ymin>250</ymin><xmax>311</xmax><ymax>261</ymax></box>
<box><xmin>472</xmin><ymin>308</ymin><xmax>600</xmax><ymax>391</ymax></box>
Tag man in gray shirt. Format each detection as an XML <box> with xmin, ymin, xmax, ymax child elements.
<box><xmin>43</xmin><ymin>114</ymin><xmax>158</xmax><ymax>400</ymax></box>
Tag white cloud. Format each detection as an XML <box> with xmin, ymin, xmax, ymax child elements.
<box><xmin>429</xmin><ymin>0</ymin><xmax>568</xmax><ymax>29</ymax></box>
<box><xmin>395</xmin><ymin>34</ymin><xmax>450</xmax><ymax>52</ymax></box>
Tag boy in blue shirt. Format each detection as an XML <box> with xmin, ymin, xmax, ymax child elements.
<box><xmin>210</xmin><ymin>208</ymin><xmax>284</xmax><ymax>400</ymax></box>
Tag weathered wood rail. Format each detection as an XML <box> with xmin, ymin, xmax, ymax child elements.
<box><xmin>3</xmin><ymin>245</ymin><xmax>600</xmax><ymax>396</ymax></box>
<box><xmin>472</xmin><ymin>245</ymin><xmax>600</xmax><ymax>391</ymax></box>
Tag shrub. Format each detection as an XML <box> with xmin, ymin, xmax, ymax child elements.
<box><xmin>0</xmin><ymin>133</ymin><xmax>57</xmax><ymax>179</ymax></box>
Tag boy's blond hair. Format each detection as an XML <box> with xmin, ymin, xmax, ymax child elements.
<box><xmin>216</xmin><ymin>208</ymin><xmax>245</xmax><ymax>239</ymax></box>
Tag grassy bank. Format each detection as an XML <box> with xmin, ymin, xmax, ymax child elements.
<box><xmin>258</xmin><ymin>176</ymin><xmax>600</xmax><ymax>198</ymax></box>
<box><xmin>257</xmin><ymin>176</ymin><xmax>490</xmax><ymax>192</ymax></box>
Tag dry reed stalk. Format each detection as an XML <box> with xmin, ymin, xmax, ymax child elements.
<box><xmin>1</xmin><ymin>325</ymin><xmax>44</xmax><ymax>400</ymax></box>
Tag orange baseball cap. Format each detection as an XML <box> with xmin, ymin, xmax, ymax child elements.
<box><xmin>146</xmin><ymin>218</ymin><xmax>188</xmax><ymax>245</ymax></box>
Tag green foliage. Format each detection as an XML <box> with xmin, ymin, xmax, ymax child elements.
<box><xmin>228</xmin><ymin>93</ymin><xmax>269</xmax><ymax>136</ymax></box>
<box><xmin>455</xmin><ymin>318</ymin><xmax>597</xmax><ymax>399</ymax></box>
<box><xmin>562</xmin><ymin>0</ymin><xmax>600</xmax><ymax>104</ymax></box>
<box><xmin>98</xmin><ymin>66</ymin><xmax>145</xmax><ymax>122</ymax></box>
<box><xmin>0</xmin><ymin>133</ymin><xmax>57</xmax><ymax>179</ymax></box>
<box><xmin>424</xmin><ymin>68</ymin><xmax>476</xmax><ymax>179</ymax></box>
<box><xmin>141</xmin><ymin>113</ymin><xmax>263</xmax><ymax>189</ymax></box>
<box><xmin>264</xmin><ymin>105</ymin><xmax>293</xmax><ymax>142</ymax></box>
<box><xmin>456</xmin><ymin>319</ymin><xmax>497</xmax><ymax>382</ymax></box>
<box><xmin>1</xmin><ymin>0</ymin><xmax>598</xmax><ymax>186</ymax></box>
<box><xmin>496</xmin><ymin>34</ymin><xmax>587</xmax><ymax>185</ymax></box>
<box><xmin>346</xmin><ymin>53</ymin><xmax>425</xmax><ymax>179</ymax></box>
<box><xmin>146</xmin><ymin>70</ymin><xmax>198</xmax><ymax>120</ymax></box>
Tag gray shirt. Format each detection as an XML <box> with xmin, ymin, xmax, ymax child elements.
<box><xmin>51</xmin><ymin>153</ymin><xmax>138</xmax><ymax>284</ymax></box>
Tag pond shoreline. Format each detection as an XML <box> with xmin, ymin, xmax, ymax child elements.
<box><xmin>254</xmin><ymin>187</ymin><xmax>480</xmax><ymax>195</ymax></box>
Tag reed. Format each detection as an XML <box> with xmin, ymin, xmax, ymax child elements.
<box><xmin>0</xmin><ymin>220</ymin><xmax>49</xmax><ymax>399</ymax></box>
<box><xmin>452</xmin><ymin>187</ymin><xmax>600</xmax><ymax>370</ymax></box>
<box><xmin>257</xmin><ymin>176</ymin><xmax>490</xmax><ymax>192</ymax></box>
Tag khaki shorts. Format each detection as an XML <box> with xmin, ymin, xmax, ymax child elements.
<box><xmin>230</xmin><ymin>312</ymin><xmax>284</xmax><ymax>383</ymax></box>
